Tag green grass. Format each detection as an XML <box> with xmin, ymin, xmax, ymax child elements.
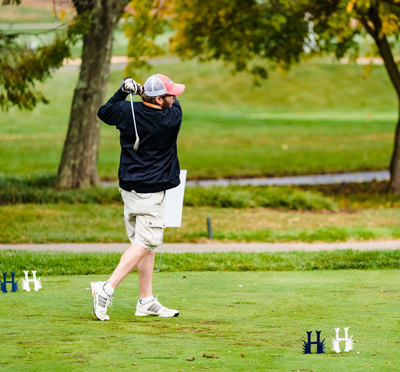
<box><xmin>2</xmin><ymin>204</ymin><xmax>400</xmax><ymax>244</ymax></box>
<box><xmin>2</xmin><ymin>249</ymin><xmax>400</xmax><ymax>274</ymax></box>
<box><xmin>1</xmin><ymin>271</ymin><xmax>400</xmax><ymax>371</ymax></box>
<box><xmin>184</xmin><ymin>226</ymin><xmax>400</xmax><ymax>243</ymax></box>
<box><xmin>0</xmin><ymin>60</ymin><xmax>397</xmax><ymax>179</ymax></box>
<box><xmin>3</xmin><ymin>178</ymin><xmax>400</xmax><ymax>245</ymax></box>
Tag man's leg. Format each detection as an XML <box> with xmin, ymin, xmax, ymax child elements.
<box><xmin>137</xmin><ymin>250</ymin><xmax>155</xmax><ymax>298</ymax></box>
<box><xmin>135</xmin><ymin>249</ymin><xmax>179</xmax><ymax>317</ymax></box>
<box><xmin>107</xmin><ymin>243</ymin><xmax>150</xmax><ymax>289</ymax></box>
<box><xmin>89</xmin><ymin>243</ymin><xmax>150</xmax><ymax>321</ymax></box>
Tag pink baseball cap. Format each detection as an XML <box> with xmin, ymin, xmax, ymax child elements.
<box><xmin>143</xmin><ymin>74</ymin><xmax>185</xmax><ymax>97</ymax></box>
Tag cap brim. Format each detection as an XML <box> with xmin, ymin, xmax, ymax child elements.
<box><xmin>168</xmin><ymin>83</ymin><xmax>185</xmax><ymax>96</ymax></box>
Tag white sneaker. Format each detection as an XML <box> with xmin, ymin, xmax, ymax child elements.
<box><xmin>135</xmin><ymin>296</ymin><xmax>179</xmax><ymax>317</ymax></box>
<box><xmin>90</xmin><ymin>281</ymin><xmax>113</xmax><ymax>321</ymax></box>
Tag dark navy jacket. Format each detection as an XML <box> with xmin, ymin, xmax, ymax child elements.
<box><xmin>98</xmin><ymin>89</ymin><xmax>182</xmax><ymax>193</ymax></box>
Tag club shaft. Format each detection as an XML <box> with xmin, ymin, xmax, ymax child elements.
<box><xmin>129</xmin><ymin>92</ymin><xmax>139</xmax><ymax>147</ymax></box>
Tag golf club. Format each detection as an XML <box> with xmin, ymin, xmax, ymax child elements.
<box><xmin>129</xmin><ymin>90</ymin><xmax>139</xmax><ymax>151</ymax></box>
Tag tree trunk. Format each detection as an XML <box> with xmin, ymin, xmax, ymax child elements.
<box><xmin>364</xmin><ymin>4</ymin><xmax>400</xmax><ymax>194</ymax></box>
<box><xmin>389</xmin><ymin>113</ymin><xmax>400</xmax><ymax>193</ymax></box>
<box><xmin>56</xmin><ymin>0</ymin><xmax>129</xmax><ymax>189</ymax></box>
<box><xmin>375</xmin><ymin>34</ymin><xmax>400</xmax><ymax>194</ymax></box>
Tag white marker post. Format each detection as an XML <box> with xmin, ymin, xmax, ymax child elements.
<box><xmin>164</xmin><ymin>170</ymin><xmax>187</xmax><ymax>227</ymax></box>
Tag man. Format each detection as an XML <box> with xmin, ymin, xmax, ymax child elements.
<box><xmin>91</xmin><ymin>74</ymin><xmax>185</xmax><ymax>321</ymax></box>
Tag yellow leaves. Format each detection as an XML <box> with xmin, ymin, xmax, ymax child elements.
<box><xmin>381</xmin><ymin>14</ymin><xmax>400</xmax><ymax>36</ymax></box>
<box><xmin>218</xmin><ymin>9</ymin><xmax>226</xmax><ymax>18</ymax></box>
<box><xmin>123</xmin><ymin>0</ymin><xmax>171</xmax><ymax>76</ymax></box>
<box><xmin>59</xmin><ymin>11</ymin><xmax>66</xmax><ymax>22</ymax></box>
<box><xmin>346</xmin><ymin>0</ymin><xmax>356</xmax><ymax>13</ymax></box>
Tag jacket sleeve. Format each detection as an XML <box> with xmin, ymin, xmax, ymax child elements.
<box><xmin>97</xmin><ymin>89</ymin><xmax>128</xmax><ymax>126</ymax></box>
<box><xmin>172</xmin><ymin>99</ymin><xmax>182</xmax><ymax>114</ymax></box>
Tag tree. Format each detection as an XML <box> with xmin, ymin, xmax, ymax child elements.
<box><xmin>56</xmin><ymin>0</ymin><xmax>173</xmax><ymax>189</ymax></box>
<box><xmin>171</xmin><ymin>0</ymin><xmax>400</xmax><ymax>194</ymax></box>
<box><xmin>1</xmin><ymin>0</ymin><xmax>170</xmax><ymax>189</ymax></box>
<box><xmin>55</xmin><ymin>0</ymin><xmax>130</xmax><ymax>188</ymax></box>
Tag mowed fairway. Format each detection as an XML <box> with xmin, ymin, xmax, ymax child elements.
<box><xmin>1</xmin><ymin>270</ymin><xmax>399</xmax><ymax>371</ymax></box>
<box><xmin>0</xmin><ymin>60</ymin><xmax>397</xmax><ymax>179</ymax></box>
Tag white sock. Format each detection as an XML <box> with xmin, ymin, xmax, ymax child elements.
<box><xmin>140</xmin><ymin>296</ymin><xmax>153</xmax><ymax>305</ymax></box>
<box><xmin>103</xmin><ymin>282</ymin><xmax>114</xmax><ymax>296</ymax></box>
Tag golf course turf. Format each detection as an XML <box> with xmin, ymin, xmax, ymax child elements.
<box><xmin>1</xmin><ymin>270</ymin><xmax>399</xmax><ymax>371</ymax></box>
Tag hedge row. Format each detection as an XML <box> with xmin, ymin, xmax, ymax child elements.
<box><xmin>0</xmin><ymin>174</ymin><xmax>338</xmax><ymax>211</ymax></box>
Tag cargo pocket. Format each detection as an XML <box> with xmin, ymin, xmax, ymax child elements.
<box><xmin>145</xmin><ymin>216</ymin><xmax>165</xmax><ymax>248</ymax></box>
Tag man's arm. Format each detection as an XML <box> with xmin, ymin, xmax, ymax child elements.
<box><xmin>98</xmin><ymin>78</ymin><xmax>142</xmax><ymax>126</ymax></box>
<box><xmin>172</xmin><ymin>99</ymin><xmax>182</xmax><ymax>114</ymax></box>
<box><xmin>97</xmin><ymin>89</ymin><xmax>128</xmax><ymax>126</ymax></box>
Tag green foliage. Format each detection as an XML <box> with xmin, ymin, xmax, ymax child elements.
<box><xmin>123</xmin><ymin>0</ymin><xmax>174</xmax><ymax>80</ymax></box>
<box><xmin>0</xmin><ymin>174</ymin><xmax>121</xmax><ymax>205</ymax></box>
<box><xmin>171</xmin><ymin>0</ymin><xmax>400</xmax><ymax>80</ymax></box>
<box><xmin>0</xmin><ymin>34</ymin><xmax>66</xmax><ymax>110</ymax></box>
<box><xmin>1</xmin><ymin>0</ymin><xmax>21</xmax><ymax>5</ymax></box>
<box><xmin>0</xmin><ymin>174</ymin><xmax>336</xmax><ymax>211</ymax></box>
<box><xmin>1</xmin><ymin>249</ymin><xmax>400</xmax><ymax>274</ymax></box>
<box><xmin>184</xmin><ymin>186</ymin><xmax>338</xmax><ymax>211</ymax></box>
<box><xmin>0</xmin><ymin>4</ymin><xmax>92</xmax><ymax>111</ymax></box>
<box><xmin>300</xmin><ymin>181</ymin><xmax>400</xmax><ymax>209</ymax></box>
<box><xmin>172</xmin><ymin>0</ymin><xmax>308</xmax><ymax>81</ymax></box>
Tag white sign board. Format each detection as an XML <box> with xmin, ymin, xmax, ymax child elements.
<box><xmin>164</xmin><ymin>170</ymin><xmax>187</xmax><ymax>227</ymax></box>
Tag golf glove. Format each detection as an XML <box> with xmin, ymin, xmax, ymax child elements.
<box><xmin>121</xmin><ymin>77</ymin><xmax>142</xmax><ymax>95</ymax></box>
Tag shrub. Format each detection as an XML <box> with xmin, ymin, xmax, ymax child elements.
<box><xmin>184</xmin><ymin>186</ymin><xmax>338</xmax><ymax>211</ymax></box>
<box><xmin>0</xmin><ymin>174</ymin><xmax>121</xmax><ymax>205</ymax></box>
<box><xmin>0</xmin><ymin>174</ymin><xmax>338</xmax><ymax>211</ymax></box>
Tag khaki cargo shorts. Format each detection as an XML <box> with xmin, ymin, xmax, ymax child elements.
<box><xmin>118</xmin><ymin>188</ymin><xmax>166</xmax><ymax>251</ymax></box>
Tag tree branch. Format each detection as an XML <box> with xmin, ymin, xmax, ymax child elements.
<box><xmin>0</xmin><ymin>22</ymin><xmax>69</xmax><ymax>37</ymax></box>
<box><xmin>357</xmin><ymin>11</ymin><xmax>379</xmax><ymax>42</ymax></box>
<box><xmin>382</xmin><ymin>0</ymin><xmax>400</xmax><ymax>10</ymax></box>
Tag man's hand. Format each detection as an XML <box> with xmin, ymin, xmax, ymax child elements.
<box><xmin>121</xmin><ymin>77</ymin><xmax>143</xmax><ymax>95</ymax></box>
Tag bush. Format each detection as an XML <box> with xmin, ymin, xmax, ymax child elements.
<box><xmin>0</xmin><ymin>174</ymin><xmax>338</xmax><ymax>211</ymax></box>
<box><xmin>0</xmin><ymin>174</ymin><xmax>121</xmax><ymax>205</ymax></box>
<box><xmin>184</xmin><ymin>185</ymin><xmax>338</xmax><ymax>211</ymax></box>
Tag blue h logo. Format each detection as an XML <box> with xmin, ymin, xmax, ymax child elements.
<box><xmin>303</xmin><ymin>331</ymin><xmax>325</xmax><ymax>354</ymax></box>
<box><xmin>1</xmin><ymin>272</ymin><xmax>19</xmax><ymax>293</ymax></box>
